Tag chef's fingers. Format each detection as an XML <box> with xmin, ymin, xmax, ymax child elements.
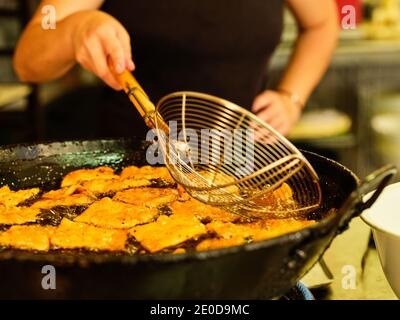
<box><xmin>101</xmin><ymin>29</ymin><xmax>126</xmax><ymax>75</ymax></box>
<box><xmin>86</xmin><ymin>38</ymin><xmax>122</xmax><ymax>90</ymax></box>
<box><xmin>252</xmin><ymin>91</ymin><xmax>277</xmax><ymax>113</ymax></box>
<box><xmin>116</xmin><ymin>26</ymin><xmax>135</xmax><ymax>71</ymax></box>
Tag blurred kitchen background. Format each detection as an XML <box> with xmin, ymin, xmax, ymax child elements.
<box><xmin>1</xmin><ymin>0</ymin><xmax>400</xmax><ymax>180</ymax></box>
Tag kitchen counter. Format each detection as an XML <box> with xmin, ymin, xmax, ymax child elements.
<box><xmin>306</xmin><ymin>217</ymin><xmax>397</xmax><ymax>300</ymax></box>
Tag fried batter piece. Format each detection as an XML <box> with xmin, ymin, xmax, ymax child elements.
<box><xmin>130</xmin><ymin>214</ymin><xmax>206</xmax><ymax>253</ymax></box>
<box><xmin>120</xmin><ymin>166</ymin><xmax>174</xmax><ymax>181</ymax></box>
<box><xmin>75</xmin><ymin>197</ymin><xmax>159</xmax><ymax>229</ymax></box>
<box><xmin>31</xmin><ymin>194</ymin><xmax>95</xmax><ymax>210</ymax></box>
<box><xmin>114</xmin><ymin>188</ymin><xmax>178</xmax><ymax>207</ymax></box>
<box><xmin>51</xmin><ymin>218</ymin><xmax>127</xmax><ymax>251</ymax></box>
<box><xmin>42</xmin><ymin>184</ymin><xmax>93</xmax><ymax>199</ymax></box>
<box><xmin>253</xmin><ymin>183</ymin><xmax>296</xmax><ymax>210</ymax></box>
<box><xmin>81</xmin><ymin>178</ymin><xmax>151</xmax><ymax>195</ymax></box>
<box><xmin>197</xmin><ymin>219</ymin><xmax>315</xmax><ymax>251</ymax></box>
<box><xmin>0</xmin><ymin>206</ymin><xmax>40</xmax><ymax>225</ymax></box>
<box><xmin>172</xmin><ymin>248</ymin><xmax>186</xmax><ymax>254</ymax></box>
<box><xmin>176</xmin><ymin>185</ymin><xmax>191</xmax><ymax>201</ymax></box>
<box><xmin>0</xmin><ymin>185</ymin><xmax>40</xmax><ymax>208</ymax></box>
<box><xmin>61</xmin><ymin>166</ymin><xmax>119</xmax><ymax>187</ymax></box>
<box><xmin>169</xmin><ymin>199</ymin><xmax>239</xmax><ymax>223</ymax></box>
<box><xmin>198</xmin><ymin>171</ymin><xmax>239</xmax><ymax>195</ymax></box>
<box><xmin>196</xmin><ymin>237</ymin><xmax>247</xmax><ymax>251</ymax></box>
<box><xmin>0</xmin><ymin>225</ymin><xmax>55</xmax><ymax>251</ymax></box>
<box><xmin>272</xmin><ymin>183</ymin><xmax>293</xmax><ymax>201</ymax></box>
<box><xmin>34</xmin><ymin>185</ymin><xmax>96</xmax><ymax>210</ymax></box>
<box><xmin>211</xmin><ymin>219</ymin><xmax>314</xmax><ymax>241</ymax></box>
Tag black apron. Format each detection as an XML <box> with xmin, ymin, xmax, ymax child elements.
<box><xmin>99</xmin><ymin>0</ymin><xmax>284</xmax><ymax>138</ymax></box>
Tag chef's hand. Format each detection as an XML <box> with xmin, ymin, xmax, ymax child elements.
<box><xmin>251</xmin><ymin>90</ymin><xmax>302</xmax><ymax>136</ymax></box>
<box><xmin>72</xmin><ymin>10</ymin><xmax>135</xmax><ymax>90</ymax></box>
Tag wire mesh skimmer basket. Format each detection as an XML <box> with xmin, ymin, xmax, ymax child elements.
<box><xmin>113</xmin><ymin>68</ymin><xmax>322</xmax><ymax>218</ymax></box>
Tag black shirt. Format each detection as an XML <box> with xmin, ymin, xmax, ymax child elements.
<box><xmin>99</xmin><ymin>0</ymin><xmax>283</xmax><ymax>138</ymax></box>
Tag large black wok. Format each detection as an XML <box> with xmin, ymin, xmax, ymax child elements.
<box><xmin>0</xmin><ymin>138</ymin><xmax>396</xmax><ymax>299</ymax></box>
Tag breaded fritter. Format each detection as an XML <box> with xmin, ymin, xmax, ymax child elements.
<box><xmin>252</xmin><ymin>183</ymin><xmax>296</xmax><ymax>210</ymax></box>
<box><xmin>120</xmin><ymin>166</ymin><xmax>174</xmax><ymax>181</ymax></box>
<box><xmin>61</xmin><ymin>166</ymin><xmax>119</xmax><ymax>187</ymax></box>
<box><xmin>114</xmin><ymin>187</ymin><xmax>178</xmax><ymax>207</ymax></box>
<box><xmin>196</xmin><ymin>218</ymin><xmax>315</xmax><ymax>251</ymax></box>
<box><xmin>51</xmin><ymin>218</ymin><xmax>127</xmax><ymax>251</ymax></box>
<box><xmin>75</xmin><ymin>197</ymin><xmax>158</xmax><ymax>229</ymax></box>
<box><xmin>130</xmin><ymin>214</ymin><xmax>206</xmax><ymax>253</ymax></box>
<box><xmin>169</xmin><ymin>199</ymin><xmax>239</xmax><ymax>223</ymax></box>
<box><xmin>0</xmin><ymin>185</ymin><xmax>40</xmax><ymax>208</ymax></box>
<box><xmin>31</xmin><ymin>194</ymin><xmax>95</xmax><ymax>210</ymax></box>
<box><xmin>0</xmin><ymin>206</ymin><xmax>40</xmax><ymax>225</ymax></box>
<box><xmin>176</xmin><ymin>185</ymin><xmax>191</xmax><ymax>202</ymax></box>
<box><xmin>196</xmin><ymin>237</ymin><xmax>246</xmax><ymax>251</ymax></box>
<box><xmin>0</xmin><ymin>225</ymin><xmax>55</xmax><ymax>251</ymax></box>
<box><xmin>197</xmin><ymin>171</ymin><xmax>239</xmax><ymax>195</ymax></box>
<box><xmin>81</xmin><ymin>178</ymin><xmax>151</xmax><ymax>195</ymax></box>
<box><xmin>42</xmin><ymin>185</ymin><xmax>92</xmax><ymax>199</ymax></box>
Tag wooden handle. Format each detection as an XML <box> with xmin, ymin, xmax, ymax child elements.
<box><xmin>107</xmin><ymin>57</ymin><xmax>155</xmax><ymax>122</ymax></box>
<box><xmin>107</xmin><ymin>57</ymin><xmax>147</xmax><ymax>95</ymax></box>
<box><xmin>107</xmin><ymin>57</ymin><xmax>169</xmax><ymax>133</ymax></box>
<box><xmin>115</xmin><ymin>70</ymin><xmax>148</xmax><ymax>99</ymax></box>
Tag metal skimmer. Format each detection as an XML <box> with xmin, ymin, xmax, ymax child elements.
<box><xmin>113</xmin><ymin>68</ymin><xmax>322</xmax><ymax>218</ymax></box>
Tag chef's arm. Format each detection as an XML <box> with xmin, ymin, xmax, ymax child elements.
<box><xmin>14</xmin><ymin>0</ymin><xmax>103</xmax><ymax>82</ymax></box>
<box><xmin>13</xmin><ymin>0</ymin><xmax>134</xmax><ymax>90</ymax></box>
<box><xmin>279</xmin><ymin>0</ymin><xmax>339</xmax><ymax>103</ymax></box>
<box><xmin>252</xmin><ymin>0</ymin><xmax>339</xmax><ymax>135</ymax></box>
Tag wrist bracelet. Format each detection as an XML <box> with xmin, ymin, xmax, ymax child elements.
<box><xmin>277</xmin><ymin>88</ymin><xmax>305</xmax><ymax>109</ymax></box>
